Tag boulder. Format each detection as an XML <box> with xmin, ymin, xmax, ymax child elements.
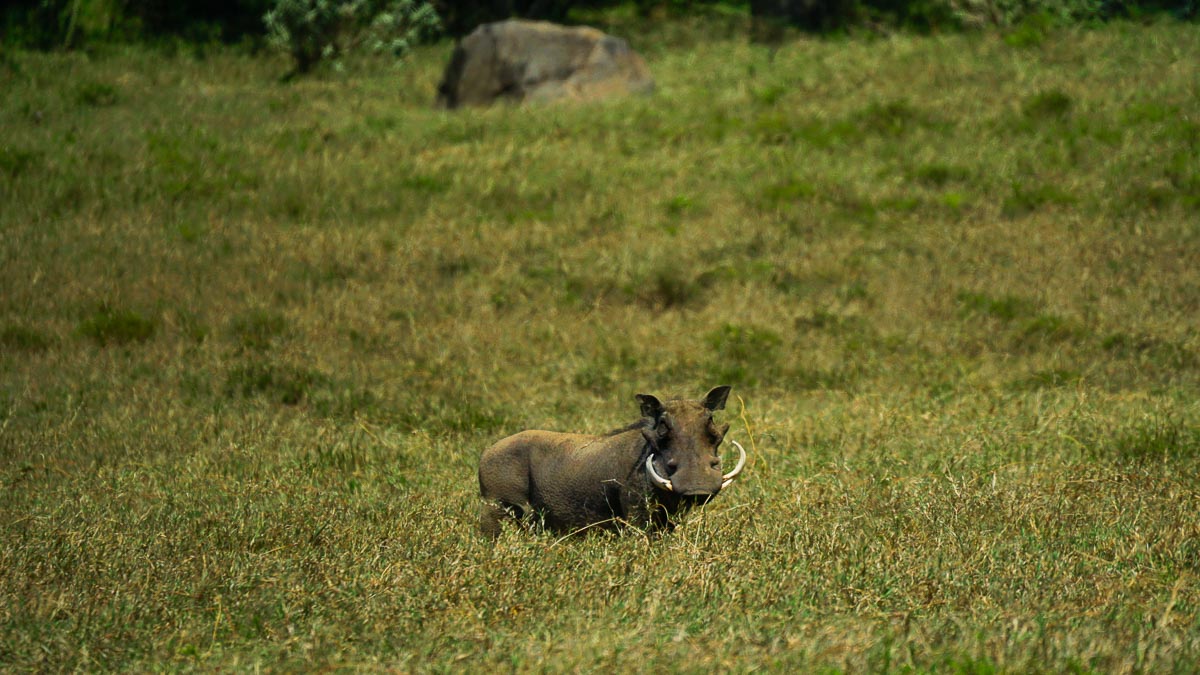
<box><xmin>436</xmin><ymin>19</ymin><xmax>655</xmax><ymax>109</ymax></box>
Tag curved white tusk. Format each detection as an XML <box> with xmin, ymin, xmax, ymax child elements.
<box><xmin>644</xmin><ymin>454</ymin><xmax>674</xmax><ymax>492</ymax></box>
<box><xmin>720</xmin><ymin>440</ymin><xmax>747</xmax><ymax>490</ymax></box>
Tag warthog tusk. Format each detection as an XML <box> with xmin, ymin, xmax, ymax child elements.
<box><xmin>645</xmin><ymin>440</ymin><xmax>746</xmax><ymax>493</ymax></box>
<box><xmin>644</xmin><ymin>454</ymin><xmax>674</xmax><ymax>492</ymax></box>
<box><xmin>721</xmin><ymin>440</ymin><xmax>747</xmax><ymax>490</ymax></box>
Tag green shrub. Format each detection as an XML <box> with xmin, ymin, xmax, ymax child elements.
<box><xmin>750</xmin><ymin>0</ymin><xmax>864</xmax><ymax>32</ymax></box>
<box><xmin>961</xmin><ymin>0</ymin><xmax>1104</xmax><ymax>28</ymax></box>
<box><xmin>263</xmin><ymin>0</ymin><xmax>440</xmax><ymax>76</ymax></box>
<box><xmin>749</xmin><ymin>0</ymin><xmax>1190</xmax><ymax>32</ymax></box>
<box><xmin>1101</xmin><ymin>0</ymin><xmax>1198</xmax><ymax>19</ymax></box>
<box><xmin>1002</xmin><ymin>10</ymin><xmax>1057</xmax><ymax>45</ymax></box>
<box><xmin>431</xmin><ymin>0</ymin><xmax>569</xmax><ymax>37</ymax></box>
<box><xmin>0</xmin><ymin>0</ymin><xmax>121</xmax><ymax>48</ymax></box>
<box><xmin>751</xmin><ymin>0</ymin><xmax>961</xmax><ymax>31</ymax></box>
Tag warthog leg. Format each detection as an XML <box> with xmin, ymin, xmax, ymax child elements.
<box><xmin>479</xmin><ymin>499</ymin><xmax>534</xmax><ymax>538</ymax></box>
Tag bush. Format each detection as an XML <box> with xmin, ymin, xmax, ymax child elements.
<box><xmin>748</xmin><ymin>0</ymin><xmax>1193</xmax><ymax>31</ymax></box>
<box><xmin>750</xmin><ymin>0</ymin><xmax>962</xmax><ymax>31</ymax></box>
<box><xmin>750</xmin><ymin>0</ymin><xmax>862</xmax><ymax>32</ymax></box>
<box><xmin>263</xmin><ymin>0</ymin><xmax>440</xmax><ymax>75</ymax></box>
<box><xmin>0</xmin><ymin>0</ymin><xmax>275</xmax><ymax>48</ymax></box>
<box><xmin>431</xmin><ymin>0</ymin><xmax>571</xmax><ymax>37</ymax></box>
<box><xmin>1</xmin><ymin>0</ymin><xmax>121</xmax><ymax>48</ymax></box>
<box><xmin>2</xmin><ymin>0</ymin><xmax>1192</xmax><ymax>49</ymax></box>
<box><xmin>959</xmin><ymin>0</ymin><xmax>1101</xmax><ymax>27</ymax></box>
<box><xmin>120</xmin><ymin>0</ymin><xmax>277</xmax><ymax>42</ymax></box>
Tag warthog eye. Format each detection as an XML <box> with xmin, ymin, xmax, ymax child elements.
<box><xmin>709</xmin><ymin>422</ymin><xmax>729</xmax><ymax>443</ymax></box>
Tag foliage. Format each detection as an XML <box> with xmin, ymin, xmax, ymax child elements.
<box><xmin>263</xmin><ymin>0</ymin><xmax>440</xmax><ymax>74</ymax></box>
<box><xmin>432</xmin><ymin>0</ymin><xmax>573</xmax><ymax>36</ymax></box>
<box><xmin>0</xmin><ymin>0</ymin><xmax>276</xmax><ymax>47</ymax></box>
<box><xmin>2</xmin><ymin>19</ymin><xmax>1200</xmax><ymax>672</ymax></box>
<box><xmin>0</xmin><ymin>0</ymin><xmax>121</xmax><ymax>48</ymax></box>
<box><xmin>746</xmin><ymin>0</ymin><xmax>1193</xmax><ymax>31</ymax></box>
<box><xmin>0</xmin><ymin>0</ymin><xmax>1195</xmax><ymax>49</ymax></box>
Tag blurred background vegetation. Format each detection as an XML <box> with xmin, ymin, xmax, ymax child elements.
<box><xmin>3</xmin><ymin>0</ymin><xmax>1195</xmax><ymax>53</ymax></box>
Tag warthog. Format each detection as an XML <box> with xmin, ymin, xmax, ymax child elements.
<box><xmin>477</xmin><ymin>386</ymin><xmax>747</xmax><ymax>537</ymax></box>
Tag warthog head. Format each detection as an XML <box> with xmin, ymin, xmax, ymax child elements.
<box><xmin>638</xmin><ymin>385</ymin><xmax>746</xmax><ymax>503</ymax></box>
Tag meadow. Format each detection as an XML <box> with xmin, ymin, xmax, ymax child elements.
<box><xmin>1</xmin><ymin>13</ymin><xmax>1199</xmax><ymax>671</ymax></box>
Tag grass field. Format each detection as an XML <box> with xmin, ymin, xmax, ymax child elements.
<box><xmin>2</xmin><ymin>13</ymin><xmax>1199</xmax><ymax>671</ymax></box>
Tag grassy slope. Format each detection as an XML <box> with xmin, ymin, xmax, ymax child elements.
<box><xmin>2</xmin><ymin>17</ymin><xmax>1199</xmax><ymax>671</ymax></box>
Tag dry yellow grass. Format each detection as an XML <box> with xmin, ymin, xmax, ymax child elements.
<box><xmin>1</xmin><ymin>16</ymin><xmax>1198</xmax><ymax>671</ymax></box>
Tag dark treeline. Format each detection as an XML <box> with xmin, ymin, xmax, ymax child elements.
<box><xmin>4</xmin><ymin>0</ymin><xmax>549</xmax><ymax>47</ymax></box>
<box><xmin>2</xmin><ymin>0</ymin><xmax>1195</xmax><ymax>49</ymax></box>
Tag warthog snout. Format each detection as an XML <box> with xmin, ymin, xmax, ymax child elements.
<box><xmin>478</xmin><ymin>385</ymin><xmax>748</xmax><ymax>538</ymax></box>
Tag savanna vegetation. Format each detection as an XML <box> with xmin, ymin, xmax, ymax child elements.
<box><xmin>2</xmin><ymin>6</ymin><xmax>1199</xmax><ymax>671</ymax></box>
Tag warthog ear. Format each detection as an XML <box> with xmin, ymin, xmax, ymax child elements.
<box><xmin>636</xmin><ymin>393</ymin><xmax>664</xmax><ymax>420</ymax></box>
<box><xmin>703</xmin><ymin>385</ymin><xmax>732</xmax><ymax>411</ymax></box>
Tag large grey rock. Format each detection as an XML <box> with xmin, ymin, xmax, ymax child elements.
<box><xmin>436</xmin><ymin>19</ymin><xmax>655</xmax><ymax>109</ymax></box>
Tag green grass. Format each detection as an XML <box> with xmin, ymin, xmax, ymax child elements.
<box><xmin>2</xmin><ymin>17</ymin><xmax>1200</xmax><ymax>671</ymax></box>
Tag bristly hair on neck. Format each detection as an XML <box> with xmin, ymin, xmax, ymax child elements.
<box><xmin>604</xmin><ymin>417</ymin><xmax>652</xmax><ymax>437</ymax></box>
